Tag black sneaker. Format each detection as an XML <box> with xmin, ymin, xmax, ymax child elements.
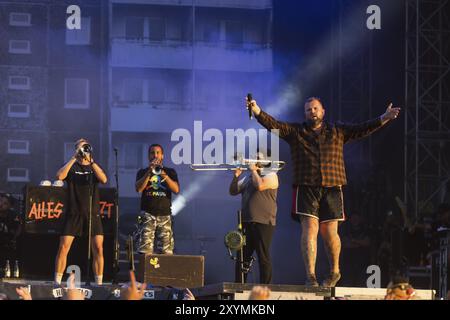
<box><xmin>322</xmin><ymin>272</ymin><xmax>341</xmax><ymax>287</ymax></box>
<box><xmin>305</xmin><ymin>274</ymin><xmax>319</xmax><ymax>287</ymax></box>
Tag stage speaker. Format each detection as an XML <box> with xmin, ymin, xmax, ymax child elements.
<box><xmin>136</xmin><ymin>254</ymin><xmax>204</xmax><ymax>288</ymax></box>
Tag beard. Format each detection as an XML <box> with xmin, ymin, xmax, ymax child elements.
<box><xmin>307</xmin><ymin>116</ymin><xmax>323</xmax><ymax>127</ymax></box>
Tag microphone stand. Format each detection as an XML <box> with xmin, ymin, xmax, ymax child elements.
<box><xmin>86</xmin><ymin>156</ymin><xmax>94</xmax><ymax>286</ymax></box>
<box><xmin>112</xmin><ymin>148</ymin><xmax>120</xmax><ymax>283</ymax></box>
<box><xmin>237</xmin><ymin>210</ymin><xmax>245</xmax><ymax>284</ymax></box>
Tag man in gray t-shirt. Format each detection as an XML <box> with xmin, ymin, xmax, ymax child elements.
<box><xmin>229</xmin><ymin>153</ymin><xmax>279</xmax><ymax>284</ymax></box>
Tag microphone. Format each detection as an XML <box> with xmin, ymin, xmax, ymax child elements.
<box><xmin>247</xmin><ymin>93</ymin><xmax>253</xmax><ymax>120</ymax></box>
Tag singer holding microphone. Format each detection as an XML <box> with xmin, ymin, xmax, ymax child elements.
<box><xmin>247</xmin><ymin>96</ymin><xmax>401</xmax><ymax>287</ymax></box>
<box><xmin>54</xmin><ymin>138</ymin><xmax>108</xmax><ymax>286</ymax></box>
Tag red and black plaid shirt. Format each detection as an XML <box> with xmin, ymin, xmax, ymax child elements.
<box><xmin>256</xmin><ymin>111</ymin><xmax>386</xmax><ymax>187</ymax></box>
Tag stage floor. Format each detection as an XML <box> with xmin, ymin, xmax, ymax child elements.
<box><xmin>191</xmin><ymin>282</ymin><xmax>436</xmax><ymax>300</ymax></box>
<box><xmin>1</xmin><ymin>278</ymin><xmax>437</xmax><ymax>300</ymax></box>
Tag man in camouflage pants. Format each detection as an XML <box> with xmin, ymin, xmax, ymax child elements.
<box><xmin>135</xmin><ymin>144</ymin><xmax>180</xmax><ymax>254</ymax></box>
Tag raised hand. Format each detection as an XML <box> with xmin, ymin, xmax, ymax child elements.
<box><xmin>246</xmin><ymin>97</ymin><xmax>261</xmax><ymax>116</ymax></box>
<box><xmin>381</xmin><ymin>103</ymin><xmax>401</xmax><ymax>123</ymax></box>
<box><xmin>248</xmin><ymin>286</ymin><xmax>271</xmax><ymax>300</ymax></box>
<box><xmin>63</xmin><ymin>272</ymin><xmax>85</xmax><ymax>300</ymax></box>
<box><xmin>121</xmin><ymin>271</ymin><xmax>147</xmax><ymax>300</ymax></box>
<box><xmin>16</xmin><ymin>286</ymin><xmax>32</xmax><ymax>300</ymax></box>
<box><xmin>182</xmin><ymin>288</ymin><xmax>195</xmax><ymax>300</ymax></box>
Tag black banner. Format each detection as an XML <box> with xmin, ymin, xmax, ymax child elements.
<box><xmin>23</xmin><ymin>186</ymin><xmax>117</xmax><ymax>235</ymax></box>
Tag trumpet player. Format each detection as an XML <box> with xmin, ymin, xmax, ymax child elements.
<box><xmin>135</xmin><ymin>144</ymin><xmax>179</xmax><ymax>254</ymax></box>
<box><xmin>54</xmin><ymin>138</ymin><xmax>108</xmax><ymax>286</ymax></box>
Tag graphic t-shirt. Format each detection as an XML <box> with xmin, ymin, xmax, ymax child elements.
<box><xmin>65</xmin><ymin>162</ymin><xmax>101</xmax><ymax>217</ymax></box>
<box><xmin>136</xmin><ymin>167</ymin><xmax>179</xmax><ymax>216</ymax></box>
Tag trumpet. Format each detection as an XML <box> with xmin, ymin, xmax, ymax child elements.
<box><xmin>152</xmin><ymin>165</ymin><xmax>163</xmax><ymax>175</ymax></box>
<box><xmin>190</xmin><ymin>159</ymin><xmax>286</xmax><ymax>171</ymax></box>
<box><xmin>77</xmin><ymin>143</ymin><xmax>92</xmax><ymax>159</ymax></box>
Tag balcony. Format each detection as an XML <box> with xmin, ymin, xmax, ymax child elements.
<box><xmin>110</xmin><ymin>38</ymin><xmax>272</xmax><ymax>72</ymax></box>
<box><xmin>110</xmin><ymin>104</ymin><xmax>242</xmax><ymax>133</ymax></box>
<box><xmin>111</xmin><ymin>0</ymin><xmax>272</xmax><ymax>10</ymax></box>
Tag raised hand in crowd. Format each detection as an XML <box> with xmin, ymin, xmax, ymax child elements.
<box><xmin>248</xmin><ymin>286</ymin><xmax>271</xmax><ymax>300</ymax></box>
<box><xmin>121</xmin><ymin>271</ymin><xmax>147</xmax><ymax>300</ymax></box>
<box><xmin>16</xmin><ymin>286</ymin><xmax>32</xmax><ymax>300</ymax></box>
<box><xmin>63</xmin><ymin>272</ymin><xmax>85</xmax><ymax>300</ymax></box>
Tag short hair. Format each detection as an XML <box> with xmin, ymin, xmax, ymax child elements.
<box><xmin>74</xmin><ymin>138</ymin><xmax>89</xmax><ymax>150</ymax></box>
<box><xmin>305</xmin><ymin>97</ymin><xmax>323</xmax><ymax>105</ymax></box>
<box><xmin>148</xmin><ymin>144</ymin><xmax>164</xmax><ymax>154</ymax></box>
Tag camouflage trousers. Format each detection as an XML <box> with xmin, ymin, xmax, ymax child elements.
<box><xmin>136</xmin><ymin>212</ymin><xmax>174</xmax><ymax>254</ymax></box>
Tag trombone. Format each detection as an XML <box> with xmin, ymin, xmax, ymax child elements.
<box><xmin>190</xmin><ymin>159</ymin><xmax>286</xmax><ymax>171</ymax></box>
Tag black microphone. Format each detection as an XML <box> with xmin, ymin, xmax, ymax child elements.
<box><xmin>113</xmin><ymin>147</ymin><xmax>118</xmax><ymax>154</ymax></box>
<box><xmin>247</xmin><ymin>93</ymin><xmax>253</xmax><ymax>120</ymax></box>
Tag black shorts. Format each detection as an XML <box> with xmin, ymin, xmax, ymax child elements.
<box><xmin>291</xmin><ymin>185</ymin><xmax>345</xmax><ymax>223</ymax></box>
<box><xmin>62</xmin><ymin>213</ymin><xmax>104</xmax><ymax>237</ymax></box>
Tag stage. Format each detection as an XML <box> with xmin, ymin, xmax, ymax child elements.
<box><xmin>0</xmin><ymin>279</ymin><xmax>435</xmax><ymax>300</ymax></box>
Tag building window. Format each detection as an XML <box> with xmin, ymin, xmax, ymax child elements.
<box><xmin>123</xmin><ymin>78</ymin><xmax>144</xmax><ymax>102</ymax></box>
<box><xmin>166</xmin><ymin>85</ymin><xmax>183</xmax><ymax>104</ymax></box>
<box><xmin>64</xmin><ymin>142</ymin><xmax>75</xmax><ymax>162</ymax></box>
<box><xmin>9</xmin><ymin>40</ymin><xmax>31</xmax><ymax>54</ymax></box>
<box><xmin>225</xmin><ymin>21</ymin><xmax>243</xmax><ymax>48</ymax></box>
<box><xmin>125</xmin><ymin>17</ymin><xmax>144</xmax><ymax>40</ymax></box>
<box><xmin>120</xmin><ymin>143</ymin><xmax>144</xmax><ymax>169</ymax></box>
<box><xmin>197</xmin><ymin>82</ymin><xmax>217</xmax><ymax>105</ymax></box>
<box><xmin>203</xmin><ymin>20</ymin><xmax>220</xmax><ymax>43</ymax></box>
<box><xmin>245</xmin><ymin>23</ymin><xmax>263</xmax><ymax>45</ymax></box>
<box><xmin>166</xmin><ymin>18</ymin><xmax>182</xmax><ymax>41</ymax></box>
<box><xmin>8</xmin><ymin>140</ymin><xmax>30</xmax><ymax>154</ymax></box>
<box><xmin>148</xmin><ymin>17</ymin><xmax>165</xmax><ymax>41</ymax></box>
<box><xmin>8</xmin><ymin>76</ymin><xmax>30</xmax><ymax>90</ymax></box>
<box><xmin>66</xmin><ymin>17</ymin><xmax>91</xmax><ymax>45</ymax></box>
<box><xmin>65</xmin><ymin>78</ymin><xmax>89</xmax><ymax>109</ymax></box>
<box><xmin>8</xmin><ymin>104</ymin><xmax>30</xmax><ymax>118</ymax></box>
<box><xmin>9</xmin><ymin>12</ymin><xmax>31</xmax><ymax>26</ymax></box>
<box><xmin>148</xmin><ymin>79</ymin><xmax>165</xmax><ymax>103</ymax></box>
<box><xmin>7</xmin><ymin>168</ymin><xmax>30</xmax><ymax>182</ymax></box>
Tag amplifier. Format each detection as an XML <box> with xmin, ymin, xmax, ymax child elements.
<box><xmin>136</xmin><ymin>254</ymin><xmax>204</xmax><ymax>288</ymax></box>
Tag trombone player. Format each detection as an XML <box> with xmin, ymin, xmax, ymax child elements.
<box><xmin>229</xmin><ymin>150</ymin><xmax>279</xmax><ymax>284</ymax></box>
<box><xmin>135</xmin><ymin>144</ymin><xmax>179</xmax><ymax>254</ymax></box>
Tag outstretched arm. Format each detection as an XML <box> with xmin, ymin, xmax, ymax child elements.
<box><xmin>247</xmin><ymin>98</ymin><xmax>296</xmax><ymax>140</ymax></box>
<box><xmin>341</xmin><ymin>102</ymin><xmax>401</xmax><ymax>143</ymax></box>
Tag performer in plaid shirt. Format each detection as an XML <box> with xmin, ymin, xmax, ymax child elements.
<box><xmin>248</xmin><ymin>97</ymin><xmax>400</xmax><ymax>287</ymax></box>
